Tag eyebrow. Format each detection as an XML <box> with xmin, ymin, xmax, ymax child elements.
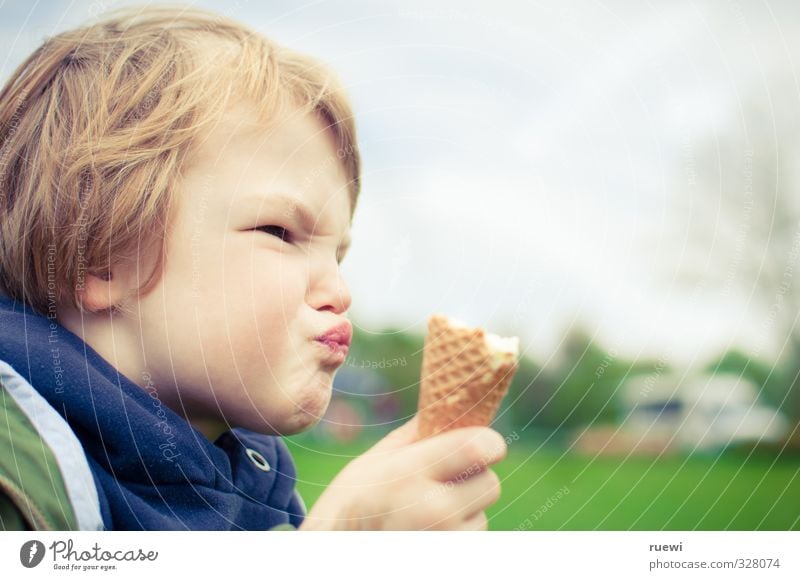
<box><xmin>247</xmin><ymin>193</ymin><xmax>352</xmax><ymax>256</ymax></box>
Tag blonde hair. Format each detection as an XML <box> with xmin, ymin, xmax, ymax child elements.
<box><xmin>0</xmin><ymin>6</ymin><xmax>360</xmax><ymax>315</ymax></box>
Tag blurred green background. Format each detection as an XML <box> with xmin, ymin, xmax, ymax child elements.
<box><xmin>288</xmin><ymin>325</ymin><xmax>800</xmax><ymax>530</ymax></box>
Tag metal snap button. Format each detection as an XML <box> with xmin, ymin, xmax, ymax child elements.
<box><xmin>246</xmin><ymin>448</ymin><xmax>271</xmax><ymax>472</ymax></box>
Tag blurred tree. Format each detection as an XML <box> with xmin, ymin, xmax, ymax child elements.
<box><xmin>707</xmin><ymin>349</ymin><xmax>788</xmax><ymax>413</ymax></box>
<box><xmin>689</xmin><ymin>92</ymin><xmax>800</xmax><ymax>421</ymax></box>
<box><xmin>545</xmin><ymin>328</ymin><xmax>665</xmax><ymax>431</ymax></box>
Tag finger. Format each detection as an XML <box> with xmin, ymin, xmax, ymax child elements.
<box><xmin>414</xmin><ymin>427</ymin><xmax>507</xmax><ymax>482</ymax></box>
<box><xmin>459</xmin><ymin>511</ymin><xmax>488</xmax><ymax>531</ymax></box>
<box><xmin>445</xmin><ymin>468</ymin><xmax>502</xmax><ymax>519</ymax></box>
<box><xmin>366</xmin><ymin>415</ymin><xmax>420</xmax><ymax>454</ymax></box>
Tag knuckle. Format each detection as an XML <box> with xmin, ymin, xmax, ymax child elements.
<box><xmin>462</xmin><ymin>438</ymin><xmax>488</xmax><ymax>467</ymax></box>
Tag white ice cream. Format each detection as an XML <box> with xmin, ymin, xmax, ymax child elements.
<box><xmin>445</xmin><ymin>315</ymin><xmax>519</xmax><ymax>369</ymax></box>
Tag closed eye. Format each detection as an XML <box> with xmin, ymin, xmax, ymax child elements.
<box><xmin>256</xmin><ymin>225</ymin><xmax>292</xmax><ymax>242</ymax></box>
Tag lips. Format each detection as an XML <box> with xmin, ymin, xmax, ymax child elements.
<box><xmin>314</xmin><ymin>321</ymin><xmax>353</xmax><ymax>366</ymax></box>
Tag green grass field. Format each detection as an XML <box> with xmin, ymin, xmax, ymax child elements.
<box><xmin>286</xmin><ymin>439</ymin><xmax>800</xmax><ymax>530</ymax></box>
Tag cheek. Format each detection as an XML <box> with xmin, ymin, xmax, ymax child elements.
<box><xmin>196</xmin><ymin>248</ymin><xmax>307</xmax><ymax>323</ymax></box>
<box><xmin>209</xmin><ymin>266</ymin><xmax>309</xmax><ymax>375</ymax></box>
<box><xmin>242</xmin><ymin>264</ymin><xmax>308</xmax><ymax>333</ymax></box>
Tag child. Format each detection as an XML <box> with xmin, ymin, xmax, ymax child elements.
<box><xmin>0</xmin><ymin>7</ymin><xmax>505</xmax><ymax>531</ymax></box>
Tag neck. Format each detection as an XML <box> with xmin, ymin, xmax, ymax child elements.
<box><xmin>189</xmin><ymin>418</ymin><xmax>230</xmax><ymax>442</ymax></box>
<box><xmin>55</xmin><ymin>303</ymin><xmax>231</xmax><ymax>444</ymax></box>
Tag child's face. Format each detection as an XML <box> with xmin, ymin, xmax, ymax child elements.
<box><xmin>134</xmin><ymin>103</ymin><xmax>353</xmax><ymax>437</ymax></box>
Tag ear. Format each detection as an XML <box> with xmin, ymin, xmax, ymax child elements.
<box><xmin>77</xmin><ymin>270</ymin><xmax>131</xmax><ymax>313</ymax></box>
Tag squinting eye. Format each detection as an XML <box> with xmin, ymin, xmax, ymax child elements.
<box><xmin>257</xmin><ymin>225</ymin><xmax>291</xmax><ymax>242</ymax></box>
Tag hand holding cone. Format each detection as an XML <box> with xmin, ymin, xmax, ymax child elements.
<box><xmin>417</xmin><ymin>314</ymin><xmax>520</xmax><ymax>439</ymax></box>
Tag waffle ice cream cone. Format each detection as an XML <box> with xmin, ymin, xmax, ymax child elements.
<box><xmin>417</xmin><ymin>314</ymin><xmax>520</xmax><ymax>439</ymax></box>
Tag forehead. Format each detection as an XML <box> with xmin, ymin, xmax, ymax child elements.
<box><xmin>187</xmin><ymin>101</ymin><xmax>352</xmax><ymax>224</ymax></box>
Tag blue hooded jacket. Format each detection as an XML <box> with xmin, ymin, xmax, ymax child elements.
<box><xmin>0</xmin><ymin>294</ymin><xmax>306</xmax><ymax>530</ymax></box>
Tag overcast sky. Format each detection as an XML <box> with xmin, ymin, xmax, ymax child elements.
<box><xmin>2</xmin><ymin>0</ymin><xmax>799</xmax><ymax>370</ymax></box>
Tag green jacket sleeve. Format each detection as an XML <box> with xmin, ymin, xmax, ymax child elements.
<box><xmin>0</xmin><ymin>377</ymin><xmax>80</xmax><ymax>530</ymax></box>
<box><xmin>0</xmin><ymin>487</ymin><xmax>31</xmax><ymax>530</ymax></box>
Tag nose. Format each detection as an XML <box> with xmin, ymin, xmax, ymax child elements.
<box><xmin>308</xmin><ymin>260</ymin><xmax>352</xmax><ymax>315</ymax></box>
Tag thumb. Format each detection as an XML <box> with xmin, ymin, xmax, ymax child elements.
<box><xmin>366</xmin><ymin>415</ymin><xmax>420</xmax><ymax>454</ymax></box>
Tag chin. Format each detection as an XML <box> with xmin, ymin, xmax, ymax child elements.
<box><xmin>232</xmin><ymin>376</ymin><xmax>333</xmax><ymax>435</ymax></box>
<box><xmin>281</xmin><ymin>383</ymin><xmax>332</xmax><ymax>434</ymax></box>
<box><xmin>280</xmin><ymin>413</ymin><xmax>324</xmax><ymax>435</ymax></box>
<box><xmin>229</xmin><ymin>411</ymin><xmax>318</xmax><ymax>437</ymax></box>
